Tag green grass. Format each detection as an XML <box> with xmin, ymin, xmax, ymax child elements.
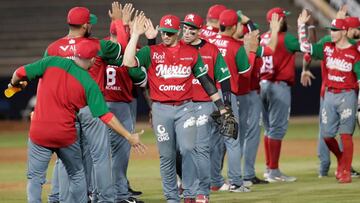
<box><xmin>1</xmin><ymin>120</ymin><xmax>360</xmax><ymax>203</ymax></box>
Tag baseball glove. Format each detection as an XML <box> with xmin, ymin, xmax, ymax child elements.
<box><xmin>211</xmin><ymin>108</ymin><xmax>238</xmax><ymax>139</ymax></box>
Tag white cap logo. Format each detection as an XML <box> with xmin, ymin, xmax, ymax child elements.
<box><xmin>187</xmin><ymin>14</ymin><xmax>195</xmax><ymax>22</ymax></box>
<box><xmin>165</xmin><ymin>18</ymin><xmax>173</xmax><ymax>26</ymax></box>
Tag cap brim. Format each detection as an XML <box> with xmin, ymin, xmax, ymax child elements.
<box><xmin>158</xmin><ymin>27</ymin><xmax>179</xmax><ymax>33</ymax></box>
<box><xmin>89</xmin><ymin>14</ymin><xmax>97</xmax><ymax>24</ymax></box>
<box><xmin>325</xmin><ymin>26</ymin><xmax>342</xmax><ymax>31</ymax></box>
<box><xmin>181</xmin><ymin>21</ymin><xmax>200</xmax><ymax>29</ymax></box>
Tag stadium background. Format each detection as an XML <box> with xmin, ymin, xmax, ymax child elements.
<box><xmin>0</xmin><ymin>0</ymin><xmax>343</xmax><ymax>119</ymax></box>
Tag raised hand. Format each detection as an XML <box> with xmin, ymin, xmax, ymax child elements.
<box><xmin>244</xmin><ymin>31</ymin><xmax>259</xmax><ymax>53</ymax></box>
<box><xmin>131</xmin><ymin>11</ymin><xmax>147</xmax><ymax>36</ymax></box>
<box><xmin>122</xmin><ymin>3</ymin><xmax>135</xmax><ymax>25</ymax></box>
<box><xmin>297</xmin><ymin>9</ymin><xmax>311</xmax><ymax>26</ymax></box>
<box><xmin>336</xmin><ymin>5</ymin><xmax>347</xmax><ymax>19</ymax></box>
<box><xmin>270</xmin><ymin>13</ymin><xmax>282</xmax><ymax>33</ymax></box>
<box><xmin>108</xmin><ymin>1</ymin><xmax>123</xmax><ymax>21</ymax></box>
<box><xmin>145</xmin><ymin>18</ymin><xmax>159</xmax><ymax>39</ymax></box>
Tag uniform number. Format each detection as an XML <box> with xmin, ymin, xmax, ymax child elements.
<box><xmin>106</xmin><ymin>67</ymin><xmax>116</xmax><ymax>86</ymax></box>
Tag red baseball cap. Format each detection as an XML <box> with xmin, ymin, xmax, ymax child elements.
<box><xmin>75</xmin><ymin>40</ymin><xmax>99</xmax><ymax>59</ymax></box>
<box><xmin>67</xmin><ymin>7</ymin><xmax>97</xmax><ymax>25</ymax></box>
<box><xmin>219</xmin><ymin>9</ymin><xmax>238</xmax><ymax>27</ymax></box>
<box><xmin>159</xmin><ymin>15</ymin><xmax>181</xmax><ymax>33</ymax></box>
<box><xmin>326</xmin><ymin>19</ymin><xmax>348</xmax><ymax>31</ymax></box>
<box><xmin>207</xmin><ymin>4</ymin><xmax>227</xmax><ymax>20</ymax></box>
<box><xmin>345</xmin><ymin>17</ymin><xmax>360</xmax><ymax>29</ymax></box>
<box><xmin>266</xmin><ymin>7</ymin><xmax>290</xmax><ymax>22</ymax></box>
<box><xmin>182</xmin><ymin>13</ymin><xmax>204</xmax><ymax>29</ymax></box>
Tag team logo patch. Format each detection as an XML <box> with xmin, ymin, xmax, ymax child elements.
<box><xmin>183</xmin><ymin>116</ymin><xmax>196</xmax><ymax>128</ymax></box>
<box><xmin>156</xmin><ymin>125</ymin><xmax>170</xmax><ymax>142</ymax></box>
<box><xmin>187</xmin><ymin>14</ymin><xmax>195</xmax><ymax>22</ymax></box>
<box><xmin>196</xmin><ymin>114</ymin><xmax>208</xmax><ymax>126</ymax></box>
<box><xmin>340</xmin><ymin>108</ymin><xmax>352</xmax><ymax>120</ymax></box>
<box><xmin>165</xmin><ymin>19</ymin><xmax>173</xmax><ymax>26</ymax></box>
<box><xmin>153</xmin><ymin>52</ymin><xmax>165</xmax><ymax>63</ymax></box>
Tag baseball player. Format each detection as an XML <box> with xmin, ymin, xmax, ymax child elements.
<box><xmin>300</xmin><ymin>13</ymin><xmax>360</xmax><ymax>178</ymax></box>
<box><xmin>260</xmin><ymin>7</ymin><xmax>302</xmax><ymax>183</ymax></box>
<box><xmin>200</xmin><ymin>4</ymin><xmax>227</xmax><ymax>39</ymax></box>
<box><xmin>207</xmin><ymin>9</ymin><xmax>279</xmax><ymax>191</ymax></box>
<box><xmin>298</xmin><ymin>11</ymin><xmax>360</xmax><ymax>183</ymax></box>
<box><xmin>104</xmin><ymin>15</ymin><xmax>148</xmax><ymax>203</ymax></box>
<box><xmin>45</xmin><ymin>5</ymin><xmax>129</xmax><ymax>202</ymax></box>
<box><xmin>123</xmin><ymin>14</ymin><xmax>236</xmax><ymax>203</ymax></box>
<box><xmin>181</xmin><ymin>13</ymin><xmax>231</xmax><ymax>202</ymax></box>
<box><xmin>8</xmin><ymin>40</ymin><xmax>145</xmax><ymax>203</ymax></box>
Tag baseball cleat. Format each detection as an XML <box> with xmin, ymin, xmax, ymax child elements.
<box><xmin>117</xmin><ymin>197</ymin><xmax>144</xmax><ymax>203</ymax></box>
<box><xmin>129</xmin><ymin>187</ymin><xmax>143</xmax><ymax>197</ymax></box>
<box><xmin>351</xmin><ymin>168</ymin><xmax>360</xmax><ymax>178</ymax></box>
<box><xmin>244</xmin><ymin>176</ymin><xmax>269</xmax><ymax>186</ymax></box>
<box><xmin>229</xmin><ymin>184</ymin><xmax>251</xmax><ymax>193</ymax></box>
<box><xmin>184</xmin><ymin>198</ymin><xmax>196</xmax><ymax>203</ymax></box>
<box><xmin>263</xmin><ymin>169</ymin><xmax>270</xmax><ymax>179</ymax></box>
<box><xmin>338</xmin><ymin>170</ymin><xmax>352</xmax><ymax>184</ymax></box>
<box><xmin>196</xmin><ymin>194</ymin><xmax>209</xmax><ymax>203</ymax></box>
<box><xmin>266</xmin><ymin>170</ymin><xmax>297</xmax><ymax>183</ymax></box>
<box><xmin>210</xmin><ymin>182</ymin><xmax>230</xmax><ymax>192</ymax></box>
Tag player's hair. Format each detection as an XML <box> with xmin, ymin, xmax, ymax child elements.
<box><xmin>68</xmin><ymin>24</ymin><xmax>83</xmax><ymax>30</ymax></box>
<box><xmin>220</xmin><ymin>25</ymin><xmax>234</xmax><ymax>32</ymax></box>
<box><xmin>220</xmin><ymin>25</ymin><xmax>226</xmax><ymax>32</ymax></box>
<box><xmin>280</xmin><ymin>20</ymin><xmax>288</xmax><ymax>32</ymax></box>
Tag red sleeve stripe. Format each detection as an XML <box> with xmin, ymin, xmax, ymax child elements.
<box><xmin>99</xmin><ymin>112</ymin><xmax>114</xmax><ymax>123</ymax></box>
<box><xmin>15</xmin><ymin>66</ymin><xmax>27</xmax><ymax>79</ymax></box>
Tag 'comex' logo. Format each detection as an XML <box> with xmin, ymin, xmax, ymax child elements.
<box><xmin>165</xmin><ymin>19</ymin><xmax>172</xmax><ymax>26</ymax></box>
<box><xmin>156</xmin><ymin>125</ymin><xmax>169</xmax><ymax>142</ymax></box>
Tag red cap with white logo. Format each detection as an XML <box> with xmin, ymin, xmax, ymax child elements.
<box><xmin>75</xmin><ymin>40</ymin><xmax>99</xmax><ymax>59</ymax></box>
<box><xmin>219</xmin><ymin>9</ymin><xmax>238</xmax><ymax>27</ymax></box>
<box><xmin>207</xmin><ymin>4</ymin><xmax>227</xmax><ymax>20</ymax></box>
<box><xmin>326</xmin><ymin>19</ymin><xmax>348</xmax><ymax>30</ymax></box>
<box><xmin>159</xmin><ymin>15</ymin><xmax>181</xmax><ymax>33</ymax></box>
<box><xmin>182</xmin><ymin>13</ymin><xmax>204</xmax><ymax>29</ymax></box>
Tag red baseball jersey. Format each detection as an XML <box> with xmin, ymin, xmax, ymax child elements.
<box><xmin>104</xmin><ymin>65</ymin><xmax>134</xmax><ymax>102</ymax></box>
<box><xmin>207</xmin><ymin>34</ymin><xmax>252</xmax><ymax>95</ymax></box>
<box><xmin>134</xmin><ymin>41</ymin><xmax>206</xmax><ymax>102</ymax></box>
<box><xmin>190</xmin><ymin>40</ymin><xmax>230</xmax><ymax>101</ymax></box>
<box><xmin>260</xmin><ymin>32</ymin><xmax>300</xmax><ymax>86</ymax></box>
<box><xmin>250</xmin><ymin>58</ymin><xmax>263</xmax><ymax>91</ymax></box>
<box><xmin>200</xmin><ymin>26</ymin><xmax>219</xmax><ymax>40</ymax></box>
<box><xmin>21</xmin><ymin>57</ymin><xmax>109</xmax><ymax>147</ymax></box>
<box><xmin>311</xmin><ymin>42</ymin><xmax>360</xmax><ymax>90</ymax></box>
<box><xmin>45</xmin><ymin>37</ymin><xmax>123</xmax><ymax>92</ymax></box>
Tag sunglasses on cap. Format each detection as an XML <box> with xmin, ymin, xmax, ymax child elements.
<box><xmin>160</xmin><ymin>31</ymin><xmax>176</xmax><ymax>37</ymax></box>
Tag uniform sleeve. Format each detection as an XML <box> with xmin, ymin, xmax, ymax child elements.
<box><xmin>128</xmin><ymin>66</ymin><xmax>147</xmax><ymax>85</ymax></box>
<box><xmin>24</xmin><ymin>57</ymin><xmax>53</xmax><ymax>80</ymax></box>
<box><xmin>134</xmin><ymin>46</ymin><xmax>152</xmax><ymax>69</ymax></box>
<box><xmin>214</xmin><ymin>52</ymin><xmax>231</xmax><ymax>82</ymax></box>
<box><xmin>98</xmin><ymin>39</ymin><xmax>122</xmax><ymax>61</ymax></box>
<box><xmin>284</xmin><ymin>33</ymin><xmax>301</xmax><ymax>53</ymax></box>
<box><xmin>310</xmin><ymin>43</ymin><xmax>324</xmax><ymax>60</ymax></box>
<box><xmin>317</xmin><ymin>35</ymin><xmax>331</xmax><ymax>46</ymax></box>
<box><xmin>235</xmin><ymin>46</ymin><xmax>251</xmax><ymax>74</ymax></box>
<box><xmin>353</xmin><ymin>61</ymin><xmax>360</xmax><ymax>81</ymax></box>
<box><xmin>192</xmin><ymin>53</ymin><xmax>207</xmax><ymax>78</ymax></box>
<box><xmin>85</xmin><ymin>81</ymin><xmax>110</xmax><ymax>117</ymax></box>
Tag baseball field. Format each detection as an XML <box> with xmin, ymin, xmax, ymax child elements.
<box><xmin>1</xmin><ymin>118</ymin><xmax>360</xmax><ymax>203</ymax></box>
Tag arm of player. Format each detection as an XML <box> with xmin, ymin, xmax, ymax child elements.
<box><xmin>213</xmin><ymin>52</ymin><xmax>231</xmax><ymax>106</ymax></box>
<box><xmin>267</xmin><ymin>13</ymin><xmax>282</xmax><ymax>52</ymax></box>
<box><xmin>193</xmin><ymin>53</ymin><xmax>228</xmax><ymax>114</ymax></box>
<box><xmin>123</xmin><ymin>13</ymin><xmax>147</xmax><ymax>67</ymax></box>
<box><xmin>108</xmin><ymin>2</ymin><xmax>129</xmax><ymax>50</ymax></box>
<box><xmin>100</xmin><ymin>112</ymin><xmax>147</xmax><ymax>153</ymax></box>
